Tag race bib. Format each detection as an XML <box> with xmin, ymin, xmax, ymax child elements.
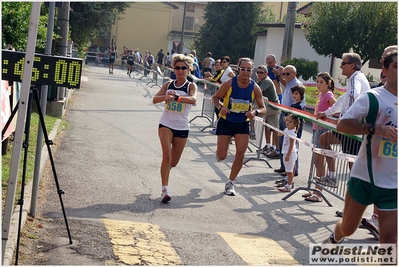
<box><xmin>166</xmin><ymin>101</ymin><xmax>185</xmax><ymax>113</ymax></box>
<box><xmin>230</xmin><ymin>98</ymin><xmax>250</xmax><ymax>113</ymax></box>
<box><xmin>378</xmin><ymin>138</ymin><xmax>397</xmax><ymax>158</ymax></box>
<box><xmin>110</xmin><ymin>56</ymin><xmax>115</xmax><ymax>59</ymax></box>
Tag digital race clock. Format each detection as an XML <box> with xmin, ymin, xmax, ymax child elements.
<box><xmin>2</xmin><ymin>50</ymin><xmax>83</xmax><ymax>89</ymax></box>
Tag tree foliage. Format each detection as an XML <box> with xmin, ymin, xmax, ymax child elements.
<box><xmin>281</xmin><ymin>57</ymin><xmax>319</xmax><ymax>81</ymax></box>
<box><xmin>2</xmin><ymin>2</ymin><xmax>48</xmax><ymax>52</ymax></box>
<box><xmin>303</xmin><ymin>2</ymin><xmax>398</xmax><ymax>64</ymax></box>
<box><xmin>193</xmin><ymin>2</ymin><xmax>268</xmax><ymax>63</ymax></box>
<box><xmin>69</xmin><ymin>2</ymin><xmax>129</xmax><ymax>47</ymax></box>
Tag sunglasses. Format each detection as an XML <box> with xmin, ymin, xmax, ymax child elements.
<box><xmin>282</xmin><ymin>72</ymin><xmax>292</xmax><ymax>76</ymax></box>
<box><xmin>240</xmin><ymin>68</ymin><xmax>253</xmax><ymax>72</ymax></box>
<box><xmin>340</xmin><ymin>62</ymin><xmax>351</xmax><ymax>66</ymax></box>
<box><xmin>174</xmin><ymin>66</ymin><xmax>188</xmax><ymax>70</ymax></box>
<box><xmin>256</xmin><ymin>71</ymin><xmax>265</xmax><ymax>74</ymax></box>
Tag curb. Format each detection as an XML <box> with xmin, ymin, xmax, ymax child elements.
<box><xmin>3</xmin><ymin>119</ymin><xmax>62</xmax><ymax>266</ymax></box>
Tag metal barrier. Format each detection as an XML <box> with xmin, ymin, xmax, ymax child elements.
<box><xmin>189</xmin><ymin>77</ymin><xmax>219</xmax><ymax>131</ymax></box>
<box><xmin>244</xmin><ymin>115</ymin><xmax>272</xmax><ymax>168</ymax></box>
<box><xmin>260</xmin><ymin>101</ymin><xmax>361</xmax><ymax>207</ymax></box>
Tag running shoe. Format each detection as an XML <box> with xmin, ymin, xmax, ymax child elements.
<box><xmin>224</xmin><ymin>180</ymin><xmax>236</xmax><ymax>196</ymax></box>
<box><xmin>161</xmin><ymin>189</ymin><xmax>171</xmax><ymax>203</ymax></box>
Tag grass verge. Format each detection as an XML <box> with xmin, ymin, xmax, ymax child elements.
<box><xmin>2</xmin><ymin>112</ymin><xmax>61</xmax><ymax>214</ymax></box>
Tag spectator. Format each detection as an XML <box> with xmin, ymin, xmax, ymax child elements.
<box><xmin>212</xmin><ymin>58</ymin><xmax>266</xmax><ymax>196</ymax></box>
<box><xmin>275</xmin><ymin>85</ymin><xmax>305</xmax><ymax>187</ymax></box>
<box><xmin>273</xmin><ymin>65</ymin><xmax>305</xmax><ymax>175</ymax></box>
<box><xmin>156</xmin><ymin>48</ymin><xmax>165</xmax><ymax>67</ymax></box>
<box><xmin>313</xmin><ymin>53</ymin><xmax>370</xmax><ymax>202</ymax></box>
<box><xmin>219</xmin><ymin>56</ymin><xmax>235</xmax><ymax>83</ymax></box>
<box><xmin>188</xmin><ymin>53</ymin><xmax>202</xmax><ymax>79</ymax></box>
<box><xmin>266</xmin><ymin>54</ymin><xmax>284</xmax><ymax>104</ymax></box>
<box><xmin>165</xmin><ymin>52</ymin><xmax>172</xmax><ymax>68</ymax></box>
<box><xmin>201</xmin><ymin>52</ymin><xmax>214</xmax><ymax>77</ymax></box>
<box><xmin>277</xmin><ymin>113</ymin><xmax>301</xmax><ymax>192</ymax></box>
<box><xmin>255</xmin><ymin>65</ymin><xmax>280</xmax><ymax>156</ymax></box>
<box><xmin>303</xmin><ymin>72</ymin><xmax>337</xmax><ymax>202</ymax></box>
<box><xmin>324</xmin><ymin>50</ymin><xmax>397</xmax><ymax>245</ymax></box>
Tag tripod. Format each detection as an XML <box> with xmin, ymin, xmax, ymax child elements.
<box><xmin>2</xmin><ymin>87</ymin><xmax>72</xmax><ymax>265</ymax></box>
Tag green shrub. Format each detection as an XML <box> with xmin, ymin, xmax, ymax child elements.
<box><xmin>281</xmin><ymin>57</ymin><xmax>319</xmax><ymax>81</ymax></box>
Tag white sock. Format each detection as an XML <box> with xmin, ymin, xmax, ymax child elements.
<box><xmin>272</xmin><ymin>145</ymin><xmax>276</xmax><ymax>149</ymax></box>
<box><xmin>162</xmin><ymin>185</ymin><xmax>168</xmax><ymax>192</ymax></box>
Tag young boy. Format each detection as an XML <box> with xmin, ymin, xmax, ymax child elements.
<box><xmin>275</xmin><ymin>85</ymin><xmax>305</xmax><ymax>187</ymax></box>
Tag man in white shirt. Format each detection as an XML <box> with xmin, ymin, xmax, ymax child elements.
<box><xmin>324</xmin><ymin>50</ymin><xmax>397</xmax><ymax>245</ymax></box>
<box><xmin>315</xmin><ymin>52</ymin><xmax>370</xmax><ymax>188</ymax></box>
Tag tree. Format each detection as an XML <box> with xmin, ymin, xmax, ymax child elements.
<box><xmin>69</xmin><ymin>2</ymin><xmax>129</xmax><ymax>47</ymax></box>
<box><xmin>193</xmin><ymin>2</ymin><xmax>267</xmax><ymax>63</ymax></box>
<box><xmin>303</xmin><ymin>2</ymin><xmax>398</xmax><ymax>64</ymax></box>
<box><xmin>281</xmin><ymin>57</ymin><xmax>319</xmax><ymax>81</ymax></box>
<box><xmin>2</xmin><ymin>2</ymin><xmax>48</xmax><ymax>52</ymax></box>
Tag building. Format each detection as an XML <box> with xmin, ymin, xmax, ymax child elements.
<box><xmin>107</xmin><ymin>2</ymin><xmax>309</xmax><ymax>60</ymax></box>
<box><xmin>109</xmin><ymin>2</ymin><xmax>206</xmax><ymax>58</ymax></box>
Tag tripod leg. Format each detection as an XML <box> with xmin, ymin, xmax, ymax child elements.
<box><xmin>14</xmin><ymin>92</ymin><xmax>33</xmax><ymax>265</ymax></box>
<box><xmin>32</xmin><ymin>88</ymin><xmax>73</xmax><ymax>245</ymax></box>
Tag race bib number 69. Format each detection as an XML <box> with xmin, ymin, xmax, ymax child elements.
<box><xmin>378</xmin><ymin>139</ymin><xmax>397</xmax><ymax>158</ymax></box>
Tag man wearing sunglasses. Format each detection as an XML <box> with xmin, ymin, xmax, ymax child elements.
<box><xmin>255</xmin><ymin>65</ymin><xmax>280</xmax><ymax>157</ymax></box>
<box><xmin>315</xmin><ymin>53</ymin><xmax>370</xmax><ymax>190</ymax></box>
<box><xmin>212</xmin><ymin>58</ymin><xmax>266</xmax><ymax>196</ymax></box>
<box><xmin>274</xmin><ymin>65</ymin><xmax>304</xmax><ymax>175</ymax></box>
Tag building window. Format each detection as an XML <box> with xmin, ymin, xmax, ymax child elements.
<box><xmin>185</xmin><ymin>16</ymin><xmax>194</xmax><ymax>31</ymax></box>
<box><xmin>187</xmin><ymin>4</ymin><xmax>195</xmax><ymax>12</ymax></box>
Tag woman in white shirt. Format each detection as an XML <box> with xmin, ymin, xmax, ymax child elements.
<box><xmin>220</xmin><ymin>55</ymin><xmax>235</xmax><ymax>83</ymax></box>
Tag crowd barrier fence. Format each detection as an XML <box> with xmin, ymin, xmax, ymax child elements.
<box><xmin>262</xmin><ymin>102</ymin><xmax>362</xmax><ymax>207</ymax></box>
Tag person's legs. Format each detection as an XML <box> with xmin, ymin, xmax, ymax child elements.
<box><xmin>216</xmin><ymin>135</ymin><xmax>231</xmax><ymax>161</ymax></box>
<box><xmin>378</xmin><ymin>209</ymin><xmax>397</xmax><ymax>244</ymax></box>
<box><xmin>158</xmin><ymin>127</ymin><xmax>174</xmax><ymax>186</ymax></box>
<box><xmin>278</xmin><ymin>113</ymin><xmax>285</xmax><ymax>170</ymax></box>
<box><xmin>170</xmin><ymin>137</ymin><xmax>188</xmax><ymax>168</ymax></box>
<box><xmin>334</xmin><ymin>190</ymin><xmax>368</xmax><ymax>241</ymax></box>
<box><xmin>229</xmin><ymin>133</ymin><xmax>249</xmax><ymax>181</ymax></box>
<box><xmin>318</xmin><ymin>131</ymin><xmax>341</xmax><ymax>174</ymax></box>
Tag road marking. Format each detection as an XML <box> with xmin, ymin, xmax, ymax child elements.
<box><xmin>102</xmin><ymin>219</ymin><xmax>182</xmax><ymax>265</ymax></box>
<box><xmin>81</xmin><ymin>76</ymin><xmax>88</xmax><ymax>82</ymax></box>
<box><xmin>218</xmin><ymin>232</ymin><xmax>299</xmax><ymax>265</ymax></box>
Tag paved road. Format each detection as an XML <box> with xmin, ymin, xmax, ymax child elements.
<box><xmin>18</xmin><ymin>65</ymin><xmax>376</xmax><ymax>265</ymax></box>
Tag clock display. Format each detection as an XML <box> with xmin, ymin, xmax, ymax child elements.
<box><xmin>2</xmin><ymin>50</ymin><xmax>83</xmax><ymax>89</ymax></box>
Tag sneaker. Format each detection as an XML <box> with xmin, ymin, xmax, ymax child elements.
<box><xmin>225</xmin><ymin>180</ymin><xmax>236</xmax><ymax>196</ymax></box>
<box><xmin>316</xmin><ymin>175</ymin><xmax>338</xmax><ymax>188</ymax></box>
<box><xmin>209</xmin><ymin>128</ymin><xmax>216</xmax><ymax>135</ymax></box>
<box><xmin>161</xmin><ymin>190</ymin><xmax>171</xmax><ymax>203</ymax></box>
<box><xmin>260</xmin><ymin>145</ymin><xmax>269</xmax><ymax>153</ymax></box>
<box><xmin>249</xmin><ymin>131</ymin><xmax>256</xmax><ymax>140</ymax></box>
<box><xmin>275</xmin><ymin>178</ymin><xmax>286</xmax><ymax>184</ymax></box>
<box><xmin>266</xmin><ymin>149</ymin><xmax>280</xmax><ymax>158</ymax></box>
<box><xmin>323</xmin><ymin>232</ymin><xmax>343</xmax><ymax>244</ymax></box>
<box><xmin>365</xmin><ymin>214</ymin><xmax>379</xmax><ymax>233</ymax></box>
<box><xmin>275</xmin><ymin>180</ymin><xmax>294</xmax><ymax>189</ymax></box>
<box><xmin>262</xmin><ymin>146</ymin><xmax>273</xmax><ymax>156</ymax></box>
<box><xmin>128</xmin><ymin>73</ymin><xmax>131</xmax><ymax>78</ymax></box>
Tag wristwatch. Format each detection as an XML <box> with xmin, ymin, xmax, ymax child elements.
<box><xmin>368</xmin><ymin>124</ymin><xmax>375</xmax><ymax>135</ymax></box>
<box><xmin>255</xmin><ymin>109</ymin><xmax>259</xmax><ymax>116</ymax></box>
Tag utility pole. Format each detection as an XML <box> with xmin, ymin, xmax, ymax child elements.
<box><xmin>55</xmin><ymin>2</ymin><xmax>70</xmax><ymax>100</ymax></box>
<box><xmin>180</xmin><ymin>2</ymin><xmax>187</xmax><ymax>54</ymax></box>
<box><xmin>281</xmin><ymin>2</ymin><xmax>297</xmax><ymax>60</ymax></box>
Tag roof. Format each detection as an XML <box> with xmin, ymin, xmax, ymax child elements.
<box><xmin>297</xmin><ymin>2</ymin><xmax>313</xmax><ymax>15</ymax></box>
<box><xmin>256</xmin><ymin>22</ymin><xmax>302</xmax><ymax>28</ymax></box>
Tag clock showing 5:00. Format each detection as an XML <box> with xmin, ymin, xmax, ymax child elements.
<box><xmin>2</xmin><ymin>50</ymin><xmax>83</xmax><ymax>89</ymax></box>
